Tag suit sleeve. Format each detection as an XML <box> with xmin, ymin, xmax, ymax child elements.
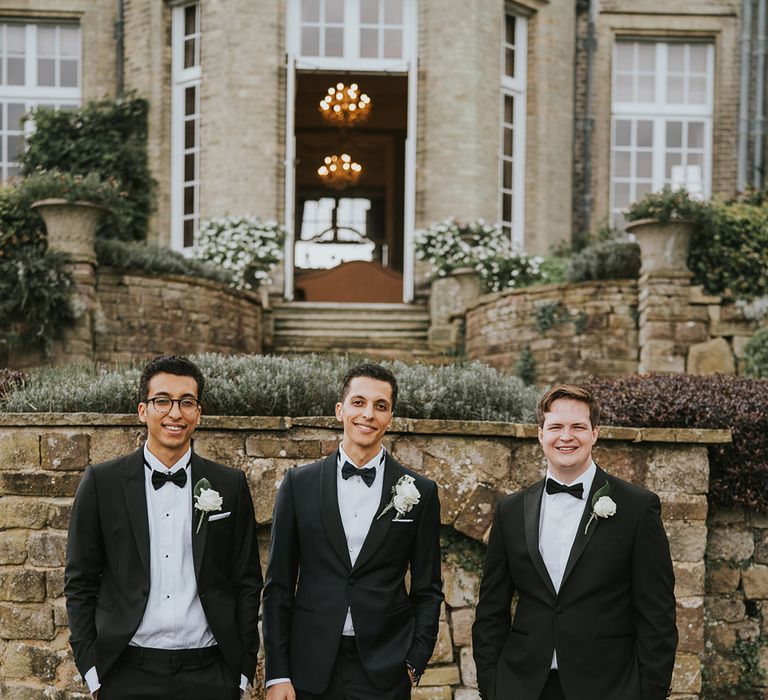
<box><xmin>64</xmin><ymin>465</ymin><xmax>104</xmax><ymax>678</ymax></box>
<box><xmin>231</xmin><ymin>468</ymin><xmax>264</xmax><ymax>684</ymax></box>
<box><xmin>262</xmin><ymin>468</ymin><xmax>300</xmax><ymax>682</ymax></box>
<box><xmin>472</xmin><ymin>502</ymin><xmax>515</xmax><ymax>700</ymax></box>
<box><xmin>632</xmin><ymin>493</ymin><xmax>678</xmax><ymax>700</ymax></box>
<box><xmin>406</xmin><ymin>481</ymin><xmax>444</xmax><ymax>675</ymax></box>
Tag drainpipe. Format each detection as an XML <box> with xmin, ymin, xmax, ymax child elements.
<box><xmin>115</xmin><ymin>0</ymin><xmax>125</xmax><ymax>97</ymax></box>
<box><xmin>737</xmin><ymin>0</ymin><xmax>752</xmax><ymax>191</ymax></box>
<box><xmin>575</xmin><ymin>0</ymin><xmax>597</xmax><ymax>234</ymax></box>
<box><xmin>754</xmin><ymin>0</ymin><xmax>767</xmax><ymax>188</ymax></box>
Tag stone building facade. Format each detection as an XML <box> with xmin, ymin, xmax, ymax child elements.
<box><xmin>0</xmin><ymin>0</ymin><xmax>762</xmax><ymax>305</ymax></box>
<box><xmin>0</xmin><ymin>414</ymin><xmax>734</xmax><ymax>699</ymax></box>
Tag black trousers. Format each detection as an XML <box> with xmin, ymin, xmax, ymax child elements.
<box><xmin>538</xmin><ymin>670</ymin><xmax>566</xmax><ymax>700</ymax></box>
<box><xmin>296</xmin><ymin>636</ymin><xmax>411</xmax><ymax>700</ymax></box>
<box><xmin>99</xmin><ymin>645</ymin><xmax>239</xmax><ymax>700</ymax></box>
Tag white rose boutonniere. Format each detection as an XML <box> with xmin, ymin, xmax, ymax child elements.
<box><xmin>584</xmin><ymin>481</ymin><xmax>616</xmax><ymax>535</ymax></box>
<box><xmin>194</xmin><ymin>477</ymin><xmax>223</xmax><ymax>533</ymax></box>
<box><xmin>377</xmin><ymin>474</ymin><xmax>420</xmax><ymax>521</ymax></box>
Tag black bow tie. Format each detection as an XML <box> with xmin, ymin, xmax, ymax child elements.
<box><xmin>150</xmin><ymin>466</ymin><xmax>188</xmax><ymax>490</ymax></box>
<box><xmin>545</xmin><ymin>478</ymin><xmax>584</xmax><ymax>499</ymax></box>
<box><xmin>341</xmin><ymin>461</ymin><xmax>377</xmax><ymax>487</ymax></box>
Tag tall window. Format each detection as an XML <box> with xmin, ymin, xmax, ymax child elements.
<box><xmin>292</xmin><ymin>0</ymin><xmax>410</xmax><ymax>69</ymax></box>
<box><xmin>499</xmin><ymin>12</ymin><xmax>527</xmax><ymax>248</ymax></box>
<box><xmin>610</xmin><ymin>40</ymin><xmax>713</xmax><ymax>226</ymax></box>
<box><xmin>171</xmin><ymin>3</ymin><xmax>201</xmax><ymax>250</ymax></box>
<box><xmin>0</xmin><ymin>22</ymin><xmax>80</xmax><ymax>181</ymax></box>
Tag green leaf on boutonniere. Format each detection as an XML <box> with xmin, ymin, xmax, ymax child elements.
<box><xmin>194</xmin><ymin>477</ymin><xmax>211</xmax><ymax>500</ymax></box>
<box><xmin>591</xmin><ymin>480</ymin><xmax>610</xmax><ymax>507</ymax></box>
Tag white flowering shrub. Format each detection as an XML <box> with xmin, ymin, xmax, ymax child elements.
<box><xmin>415</xmin><ymin>218</ymin><xmax>548</xmax><ymax>293</ymax></box>
<box><xmin>194</xmin><ymin>216</ymin><xmax>286</xmax><ymax>289</ymax></box>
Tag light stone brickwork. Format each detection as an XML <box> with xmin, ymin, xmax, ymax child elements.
<box><xmin>0</xmin><ymin>414</ymin><xmax>727</xmax><ymax>698</ymax></box>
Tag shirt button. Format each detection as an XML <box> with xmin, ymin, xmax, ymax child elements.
<box><xmin>166</xmin><ymin>595</ymin><xmax>171</xmax><ymax>599</ymax></box>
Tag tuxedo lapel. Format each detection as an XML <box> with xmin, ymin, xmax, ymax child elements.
<box><xmin>524</xmin><ymin>481</ymin><xmax>557</xmax><ymax>599</ymax></box>
<box><xmin>320</xmin><ymin>451</ymin><xmax>353</xmax><ymax>570</ymax></box>
<box><xmin>122</xmin><ymin>448</ymin><xmax>150</xmax><ymax>577</ymax></box>
<box><xmin>190</xmin><ymin>453</ymin><xmax>211</xmax><ymax>581</ymax></box>
<box><xmin>560</xmin><ymin>466</ymin><xmax>610</xmax><ymax>590</ymax></box>
<box><xmin>351</xmin><ymin>453</ymin><xmax>399</xmax><ymax>573</ymax></box>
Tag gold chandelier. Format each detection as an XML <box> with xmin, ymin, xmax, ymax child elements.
<box><xmin>319</xmin><ymin>82</ymin><xmax>372</xmax><ymax>126</ymax></box>
<box><xmin>317</xmin><ymin>153</ymin><xmax>362</xmax><ymax>190</ymax></box>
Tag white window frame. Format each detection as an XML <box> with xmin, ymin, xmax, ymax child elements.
<box><xmin>610</xmin><ymin>39</ymin><xmax>714</xmax><ymax>225</ymax></box>
<box><xmin>499</xmin><ymin>12</ymin><xmax>527</xmax><ymax>250</ymax></box>
<box><xmin>288</xmin><ymin>0</ymin><xmax>413</xmax><ymax>72</ymax></box>
<box><xmin>0</xmin><ymin>21</ymin><xmax>81</xmax><ymax>182</ymax></box>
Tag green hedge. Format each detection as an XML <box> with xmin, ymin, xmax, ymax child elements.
<box><xmin>744</xmin><ymin>326</ymin><xmax>768</xmax><ymax>378</ymax></box>
<box><xmin>0</xmin><ymin>354</ymin><xmax>539</xmax><ymax>423</ymax></box>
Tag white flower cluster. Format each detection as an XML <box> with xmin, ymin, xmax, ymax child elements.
<box><xmin>415</xmin><ymin>218</ymin><xmax>547</xmax><ymax>292</ymax></box>
<box><xmin>392</xmin><ymin>475</ymin><xmax>420</xmax><ymax>517</ymax></box>
<box><xmin>194</xmin><ymin>215</ymin><xmax>287</xmax><ymax>290</ymax></box>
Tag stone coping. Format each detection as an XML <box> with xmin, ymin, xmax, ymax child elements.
<box><xmin>0</xmin><ymin>413</ymin><xmax>732</xmax><ymax>443</ymax></box>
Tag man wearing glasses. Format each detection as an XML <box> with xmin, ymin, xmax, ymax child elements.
<box><xmin>65</xmin><ymin>355</ymin><xmax>263</xmax><ymax>699</ymax></box>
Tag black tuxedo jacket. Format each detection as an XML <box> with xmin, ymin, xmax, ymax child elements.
<box><xmin>262</xmin><ymin>450</ymin><xmax>444</xmax><ymax>694</ymax></box>
<box><xmin>64</xmin><ymin>448</ymin><xmax>263</xmax><ymax>684</ymax></box>
<box><xmin>472</xmin><ymin>466</ymin><xmax>677</xmax><ymax>700</ymax></box>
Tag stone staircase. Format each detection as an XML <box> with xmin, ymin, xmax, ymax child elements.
<box><xmin>268</xmin><ymin>302</ymin><xmax>443</xmax><ymax>360</ymax></box>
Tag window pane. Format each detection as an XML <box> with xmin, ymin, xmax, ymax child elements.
<box><xmin>636</xmin><ymin>152</ymin><xmax>652</xmax><ymax>178</ymax></box>
<box><xmin>184</xmin><ymin>5</ymin><xmax>197</xmax><ymax>35</ymax></box>
<box><xmin>184</xmin><ymin>185</ymin><xmax>195</xmax><ymax>214</ymax></box>
<box><xmin>616</xmin><ymin>43</ymin><xmax>633</xmax><ymax>71</ymax></box>
<box><xmin>638</xmin><ymin>76</ymin><xmax>654</xmax><ymax>102</ymax></box>
<box><xmin>637</xmin><ymin>121</ymin><xmax>653</xmax><ymax>148</ymax></box>
<box><xmin>8</xmin><ymin>103</ymin><xmax>25</xmax><ymax>130</ymax></box>
<box><xmin>7</xmin><ymin>134</ymin><xmax>22</xmax><ymax>160</ymax></box>
<box><xmin>636</xmin><ymin>181</ymin><xmax>652</xmax><ymax>199</ymax></box>
<box><xmin>326</xmin><ymin>0</ymin><xmax>344</xmax><ymax>23</ymax></box>
<box><xmin>690</xmin><ymin>44</ymin><xmax>707</xmax><ymax>72</ymax></box>
<box><xmin>7</xmin><ymin>57</ymin><xmax>25</xmax><ymax>85</ymax></box>
<box><xmin>37</xmin><ymin>59</ymin><xmax>55</xmax><ymax>86</ymax></box>
<box><xmin>60</xmin><ymin>27</ymin><xmax>79</xmax><ymax>57</ymax></box>
<box><xmin>503</xmin><ymin>126</ymin><xmax>513</xmax><ymax>157</ymax></box>
<box><xmin>185</xmin><ymin>120</ymin><xmax>195</xmax><ymax>149</ymax></box>
<box><xmin>185</xmin><ymin>86</ymin><xmax>196</xmax><ymax>116</ymax></box>
<box><xmin>613</xmin><ymin>182</ymin><xmax>630</xmax><ymax>208</ymax></box>
<box><xmin>384</xmin><ymin>0</ymin><xmax>402</xmax><ymax>25</ymax></box>
<box><xmin>666</xmin><ymin>121</ymin><xmax>682</xmax><ymax>148</ymax></box>
<box><xmin>61</xmin><ymin>60</ymin><xmax>78</xmax><ymax>88</ymax></box>
<box><xmin>689</xmin><ymin>77</ymin><xmax>706</xmax><ymax>104</ymax></box>
<box><xmin>665</xmin><ymin>152</ymin><xmax>682</xmax><ymax>178</ymax></box>
<box><xmin>360</xmin><ymin>28</ymin><xmax>378</xmax><ymax>57</ymax></box>
<box><xmin>302</xmin><ymin>0</ymin><xmax>320</xmax><ymax>22</ymax></box>
<box><xmin>38</xmin><ymin>26</ymin><xmax>55</xmax><ymax>55</ymax></box>
<box><xmin>502</xmin><ymin>193</ymin><xmax>512</xmax><ymax>221</ymax></box>
<box><xmin>184</xmin><ymin>38</ymin><xmax>196</xmax><ymax>69</ymax></box>
<box><xmin>667</xmin><ymin>76</ymin><xmax>684</xmax><ymax>103</ymax></box>
<box><xmin>614</xmin><ymin>151</ymin><xmax>631</xmax><ymax>178</ymax></box>
<box><xmin>301</xmin><ymin>26</ymin><xmax>320</xmax><ymax>56</ymax></box>
<box><xmin>361</xmin><ymin>0</ymin><xmax>378</xmax><ymax>24</ymax></box>
<box><xmin>638</xmin><ymin>44</ymin><xmax>655</xmax><ymax>71</ymax></box>
<box><xmin>383</xmin><ymin>28</ymin><xmax>401</xmax><ymax>58</ymax></box>
<box><xmin>668</xmin><ymin>44</ymin><xmax>685</xmax><ymax>72</ymax></box>
<box><xmin>183</xmin><ymin>218</ymin><xmax>195</xmax><ymax>248</ymax></box>
<box><xmin>615</xmin><ymin>120</ymin><xmax>631</xmax><ymax>147</ymax></box>
<box><xmin>615</xmin><ymin>78</ymin><xmax>632</xmax><ymax>102</ymax></box>
<box><xmin>7</xmin><ymin>25</ymin><xmax>25</xmax><ymax>53</ymax></box>
<box><xmin>184</xmin><ymin>153</ymin><xmax>195</xmax><ymax>181</ymax></box>
<box><xmin>505</xmin><ymin>15</ymin><xmax>516</xmax><ymax>45</ymax></box>
<box><xmin>503</xmin><ymin>160</ymin><xmax>512</xmax><ymax>189</ymax></box>
<box><xmin>325</xmin><ymin>27</ymin><xmax>343</xmax><ymax>56</ymax></box>
<box><xmin>504</xmin><ymin>94</ymin><xmax>514</xmax><ymax>125</ymax></box>
<box><xmin>688</xmin><ymin>121</ymin><xmax>704</xmax><ymax>149</ymax></box>
<box><xmin>505</xmin><ymin>48</ymin><xmax>515</xmax><ymax>78</ymax></box>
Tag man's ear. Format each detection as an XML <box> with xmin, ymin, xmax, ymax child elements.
<box><xmin>138</xmin><ymin>402</ymin><xmax>147</xmax><ymax>424</ymax></box>
<box><xmin>335</xmin><ymin>402</ymin><xmax>343</xmax><ymax>422</ymax></box>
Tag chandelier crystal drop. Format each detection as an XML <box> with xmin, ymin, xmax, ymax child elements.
<box><xmin>319</xmin><ymin>82</ymin><xmax>372</xmax><ymax>126</ymax></box>
<box><xmin>317</xmin><ymin>153</ymin><xmax>362</xmax><ymax>190</ymax></box>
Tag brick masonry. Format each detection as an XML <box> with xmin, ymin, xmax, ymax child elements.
<box><xmin>0</xmin><ymin>414</ymin><xmax>732</xmax><ymax>698</ymax></box>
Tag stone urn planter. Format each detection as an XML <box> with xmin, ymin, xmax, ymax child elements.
<box><xmin>31</xmin><ymin>198</ymin><xmax>105</xmax><ymax>262</ymax></box>
<box><xmin>624</xmin><ymin>218</ymin><xmax>697</xmax><ymax>275</ymax></box>
<box><xmin>428</xmin><ymin>267</ymin><xmax>482</xmax><ymax>351</ymax></box>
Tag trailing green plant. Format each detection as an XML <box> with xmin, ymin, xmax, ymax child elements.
<box><xmin>515</xmin><ymin>345</ymin><xmax>536</xmax><ymax>386</ymax></box>
<box><xmin>0</xmin><ymin>353</ymin><xmax>539</xmax><ymax>423</ymax></box>
<box><xmin>20</xmin><ymin>168</ymin><xmax>127</xmax><ymax>211</ymax></box>
<box><xmin>95</xmin><ymin>238</ymin><xmax>235</xmax><ymax>286</ymax></box>
<box><xmin>0</xmin><ymin>249</ymin><xmax>75</xmax><ymax>352</ymax></box>
<box><xmin>0</xmin><ymin>185</ymin><xmax>46</xmax><ymax>259</ymax></box>
<box><xmin>624</xmin><ymin>186</ymin><xmax>708</xmax><ymax>223</ymax></box>
<box><xmin>194</xmin><ymin>216</ymin><xmax>286</xmax><ymax>289</ymax></box>
<box><xmin>584</xmin><ymin>374</ymin><xmax>768</xmax><ymax>513</ymax></box>
<box><xmin>567</xmin><ymin>238</ymin><xmax>641</xmax><ymax>283</ymax></box>
<box><xmin>533</xmin><ymin>301</ymin><xmax>584</xmax><ymax>334</ymax></box>
<box><xmin>743</xmin><ymin>326</ymin><xmax>768</xmax><ymax>378</ymax></box>
<box><xmin>440</xmin><ymin>526</ymin><xmax>486</xmax><ymax>575</ymax></box>
<box><xmin>20</xmin><ymin>94</ymin><xmax>156</xmax><ymax>241</ymax></box>
<box><xmin>0</xmin><ymin>368</ymin><xmax>26</xmax><ymax>399</ymax></box>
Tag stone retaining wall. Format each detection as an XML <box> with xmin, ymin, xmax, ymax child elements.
<box><xmin>0</xmin><ymin>414</ymin><xmax>730</xmax><ymax>699</ymax></box>
<box><xmin>5</xmin><ymin>269</ymin><xmax>263</xmax><ymax>369</ymax></box>
<box><xmin>464</xmin><ymin>278</ymin><xmax>762</xmax><ymax>383</ymax></box>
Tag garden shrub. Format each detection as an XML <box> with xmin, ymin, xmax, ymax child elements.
<box><xmin>567</xmin><ymin>238</ymin><xmax>640</xmax><ymax>283</ymax></box>
<box><xmin>583</xmin><ymin>374</ymin><xmax>768</xmax><ymax>513</ymax></box>
<box><xmin>0</xmin><ymin>185</ymin><xmax>46</xmax><ymax>259</ymax></box>
<box><xmin>20</xmin><ymin>94</ymin><xmax>156</xmax><ymax>241</ymax></box>
<box><xmin>743</xmin><ymin>326</ymin><xmax>768</xmax><ymax>378</ymax></box>
<box><xmin>0</xmin><ymin>368</ymin><xmax>26</xmax><ymax>399</ymax></box>
<box><xmin>0</xmin><ymin>249</ymin><xmax>74</xmax><ymax>352</ymax></box>
<box><xmin>96</xmin><ymin>239</ymin><xmax>234</xmax><ymax>286</ymax></box>
<box><xmin>0</xmin><ymin>354</ymin><xmax>539</xmax><ymax>423</ymax></box>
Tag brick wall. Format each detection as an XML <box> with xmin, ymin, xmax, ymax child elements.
<box><xmin>0</xmin><ymin>414</ymin><xmax>727</xmax><ymax>698</ymax></box>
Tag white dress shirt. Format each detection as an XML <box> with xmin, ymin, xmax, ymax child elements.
<box><xmin>86</xmin><ymin>445</ymin><xmax>247</xmax><ymax>695</ymax></box>
<box><xmin>538</xmin><ymin>461</ymin><xmax>596</xmax><ymax>669</ymax></box>
<box><xmin>266</xmin><ymin>445</ymin><xmax>386</xmax><ymax>689</ymax></box>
